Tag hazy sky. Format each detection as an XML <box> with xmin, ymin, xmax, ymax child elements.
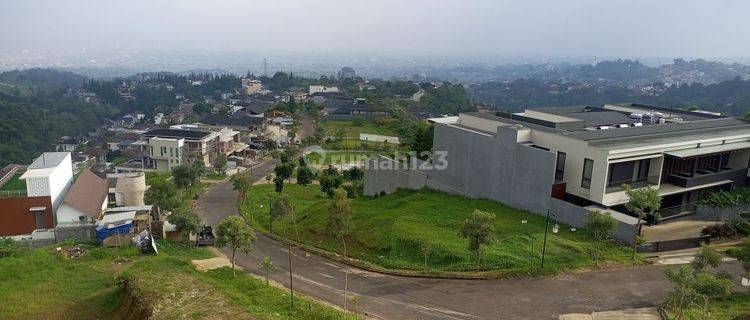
<box><xmin>2</xmin><ymin>0</ymin><xmax>749</xmax><ymax>59</ymax></box>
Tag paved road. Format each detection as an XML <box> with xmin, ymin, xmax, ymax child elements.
<box><xmin>298</xmin><ymin>115</ymin><xmax>315</xmax><ymax>141</ymax></box>
<box><xmin>196</xmin><ymin>167</ymin><xmax>748</xmax><ymax>319</ymax></box>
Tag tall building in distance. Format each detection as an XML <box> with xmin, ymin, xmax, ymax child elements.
<box><xmin>337</xmin><ymin>67</ymin><xmax>356</xmax><ymax>79</ymax></box>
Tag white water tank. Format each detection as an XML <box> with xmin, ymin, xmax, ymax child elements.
<box><xmin>114</xmin><ymin>172</ymin><xmax>146</xmax><ymax>206</ymax></box>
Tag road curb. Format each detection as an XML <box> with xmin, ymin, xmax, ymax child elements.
<box><xmin>259</xmin><ymin>230</ymin><xmax>538</xmax><ymax>280</ymax></box>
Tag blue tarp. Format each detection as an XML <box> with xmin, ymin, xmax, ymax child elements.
<box><xmin>96</xmin><ymin>220</ymin><xmax>133</xmax><ymax>242</ymax></box>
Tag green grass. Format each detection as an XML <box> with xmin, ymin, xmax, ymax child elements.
<box><xmin>0</xmin><ymin>173</ymin><xmax>25</xmax><ymax>191</ymax></box>
<box><xmin>244</xmin><ymin>184</ymin><xmax>634</xmax><ymax>275</ymax></box>
<box><xmin>668</xmin><ymin>293</ymin><xmax>750</xmax><ymax>320</ymax></box>
<box><xmin>0</xmin><ymin>240</ymin><xmax>355</xmax><ymax>319</ymax></box>
<box><xmin>304</xmin><ymin>151</ymin><xmax>382</xmax><ymax>165</ymax></box>
<box><xmin>320</xmin><ymin>120</ymin><xmax>397</xmax><ymax>137</ymax></box>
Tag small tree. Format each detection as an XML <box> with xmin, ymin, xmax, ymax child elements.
<box><xmin>586</xmin><ymin>210</ymin><xmax>618</xmax><ymax>241</ymax></box>
<box><xmin>319</xmin><ymin>167</ymin><xmax>343</xmax><ymax>198</ymax></box>
<box><xmin>420</xmin><ymin>242</ymin><xmax>432</xmax><ymax>271</ymax></box>
<box><xmin>265</xmin><ymin>173</ymin><xmax>273</xmax><ymax>183</ymax></box>
<box><xmin>270</xmin><ymin>193</ymin><xmax>293</xmax><ymax>233</ymax></box>
<box><xmin>216</xmin><ymin>215</ymin><xmax>256</xmax><ymax>277</ymax></box>
<box><xmin>274</xmin><ymin>162</ymin><xmax>295</xmax><ymax>182</ymax></box>
<box><xmin>691</xmin><ymin>243</ymin><xmax>722</xmax><ymax>274</ymax></box>
<box><xmin>664</xmin><ymin>266</ymin><xmax>698</xmax><ymax>320</ymax></box>
<box><xmin>326</xmin><ymin>189</ymin><xmax>354</xmax><ymax>312</ymax></box>
<box><xmin>231</xmin><ymin>171</ymin><xmax>251</xmax><ymax>214</ymax></box>
<box><xmin>168</xmin><ymin>208</ymin><xmax>201</xmax><ymax>245</ymax></box>
<box><xmin>145</xmin><ymin>178</ymin><xmax>181</xmax><ymax>212</ymax></box>
<box><xmin>344</xmin><ymin>167</ymin><xmax>364</xmax><ymax>181</ymax></box>
<box><xmin>213</xmin><ymin>154</ymin><xmax>227</xmax><ymax>174</ymax></box>
<box><xmin>692</xmin><ymin>272</ymin><xmax>733</xmax><ymax>319</ymax></box>
<box><xmin>623</xmin><ymin>185</ymin><xmax>661</xmax><ymax>260</ymax></box>
<box><xmin>459</xmin><ymin>210</ymin><xmax>496</xmax><ymax>271</ymax></box>
<box><xmin>273</xmin><ymin>176</ymin><xmax>284</xmax><ymax>193</ymax></box>
<box><xmin>296</xmin><ymin>165</ymin><xmax>314</xmax><ymax>186</ymax></box>
<box><xmin>258</xmin><ymin>256</ymin><xmax>277</xmax><ymax>285</ymax></box>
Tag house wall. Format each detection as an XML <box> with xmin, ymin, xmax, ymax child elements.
<box><xmin>0</xmin><ymin>196</ymin><xmax>54</xmax><ymax>236</ymax></box>
<box><xmin>56</xmin><ymin>197</ymin><xmax>107</xmax><ymax>223</ymax></box>
<box><xmin>148</xmin><ymin>137</ymin><xmax>184</xmax><ymax>172</ymax></box>
<box><xmin>24</xmin><ymin>153</ymin><xmax>73</xmax><ymax>214</ymax></box>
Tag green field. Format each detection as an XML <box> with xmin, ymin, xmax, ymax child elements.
<box><xmin>244</xmin><ymin>184</ymin><xmax>634</xmax><ymax>275</ymax></box>
<box><xmin>0</xmin><ymin>173</ymin><xmax>25</xmax><ymax>192</ymax></box>
<box><xmin>0</xmin><ymin>241</ymin><xmax>355</xmax><ymax>320</ymax></box>
<box><xmin>304</xmin><ymin>151</ymin><xmax>382</xmax><ymax>165</ymax></box>
<box><xmin>667</xmin><ymin>293</ymin><xmax>750</xmax><ymax>320</ymax></box>
<box><xmin>319</xmin><ymin>120</ymin><xmax>397</xmax><ymax>138</ymax></box>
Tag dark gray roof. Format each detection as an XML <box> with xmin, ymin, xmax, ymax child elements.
<box><xmin>143</xmin><ymin>128</ymin><xmax>211</xmax><ymax>140</ymax></box>
<box><xmin>334</xmin><ymin>103</ymin><xmax>388</xmax><ymax>114</ymax></box>
<box><xmin>564</xmin><ymin>111</ymin><xmax>632</xmax><ymax>127</ymax></box>
<box><xmin>565</xmin><ymin>117</ymin><xmax>750</xmax><ymax>142</ymax></box>
<box><xmin>202</xmin><ymin>115</ymin><xmax>264</xmax><ymax>127</ymax></box>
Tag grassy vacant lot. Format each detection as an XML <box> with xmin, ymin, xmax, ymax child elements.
<box><xmin>668</xmin><ymin>293</ymin><xmax>750</xmax><ymax>320</ymax></box>
<box><xmin>0</xmin><ymin>173</ymin><xmax>25</xmax><ymax>191</ymax></box>
<box><xmin>320</xmin><ymin>120</ymin><xmax>397</xmax><ymax>138</ymax></box>
<box><xmin>304</xmin><ymin>151</ymin><xmax>381</xmax><ymax>165</ymax></box>
<box><xmin>0</xmin><ymin>240</ymin><xmax>355</xmax><ymax>320</ymax></box>
<box><xmin>245</xmin><ymin>184</ymin><xmax>634</xmax><ymax>275</ymax></box>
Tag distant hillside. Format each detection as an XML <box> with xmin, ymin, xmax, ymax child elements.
<box><xmin>469</xmin><ymin>77</ymin><xmax>750</xmax><ymax>115</ymax></box>
<box><xmin>0</xmin><ymin>69</ymin><xmax>116</xmax><ymax>166</ymax></box>
<box><xmin>0</xmin><ymin>68</ymin><xmax>86</xmax><ymax>96</ymax></box>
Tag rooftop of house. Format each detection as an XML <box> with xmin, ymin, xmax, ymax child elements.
<box><xmin>142</xmin><ymin>128</ymin><xmax>213</xmax><ymax>140</ymax></box>
<box><xmin>26</xmin><ymin>152</ymin><xmax>70</xmax><ymax>170</ymax></box>
<box><xmin>461</xmin><ymin>103</ymin><xmax>750</xmax><ymax>148</ymax></box>
<box><xmin>203</xmin><ymin>115</ymin><xmax>265</xmax><ymax>127</ymax></box>
<box><xmin>62</xmin><ymin>169</ymin><xmax>108</xmax><ymax>220</ymax></box>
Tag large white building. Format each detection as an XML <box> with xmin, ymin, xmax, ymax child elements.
<box><xmin>19</xmin><ymin>152</ymin><xmax>74</xmax><ymax>214</ymax></box>
<box><xmin>309</xmin><ymin>85</ymin><xmax>340</xmax><ymax>94</ymax></box>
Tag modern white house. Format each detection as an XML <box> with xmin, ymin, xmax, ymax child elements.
<box><xmin>309</xmin><ymin>85</ymin><xmax>340</xmax><ymax>94</ymax></box>
<box><xmin>364</xmin><ymin>103</ymin><xmax>750</xmax><ymax>245</ymax></box>
<box><xmin>440</xmin><ymin>104</ymin><xmax>750</xmax><ymax>218</ymax></box>
<box><xmin>19</xmin><ymin>152</ymin><xmax>74</xmax><ymax>214</ymax></box>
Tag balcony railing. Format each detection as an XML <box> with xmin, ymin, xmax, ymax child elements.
<box><xmin>605</xmin><ymin>175</ymin><xmax>660</xmax><ymax>193</ymax></box>
<box><xmin>665</xmin><ymin>168</ymin><xmax>747</xmax><ymax>188</ymax></box>
<box><xmin>0</xmin><ymin>190</ymin><xmax>27</xmax><ymax>198</ymax></box>
<box><xmin>660</xmin><ymin>202</ymin><xmax>699</xmax><ymax>220</ymax></box>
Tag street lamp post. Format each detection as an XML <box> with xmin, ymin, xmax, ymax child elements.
<box><xmin>541</xmin><ymin>209</ymin><xmax>558</xmax><ymax>269</ymax></box>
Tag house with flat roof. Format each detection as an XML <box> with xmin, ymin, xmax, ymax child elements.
<box><xmin>0</xmin><ymin>152</ymin><xmax>73</xmax><ymax>237</ymax></box>
<box><xmin>444</xmin><ymin>104</ymin><xmax>750</xmax><ymax>215</ymax></box>
<box><xmin>140</xmin><ymin>128</ymin><xmax>220</xmax><ymax>172</ymax></box>
<box><xmin>364</xmin><ymin>103</ymin><xmax>750</xmax><ymax>244</ymax></box>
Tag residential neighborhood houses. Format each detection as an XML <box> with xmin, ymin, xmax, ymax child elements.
<box><xmin>2</xmin><ymin>67</ymin><xmax>749</xmax><ymax>320</ymax></box>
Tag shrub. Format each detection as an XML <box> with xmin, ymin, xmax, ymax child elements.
<box><xmin>586</xmin><ymin>210</ymin><xmax>618</xmax><ymax>241</ymax></box>
<box><xmin>699</xmin><ymin>187</ymin><xmax>750</xmax><ymax>208</ymax></box>
<box><xmin>730</xmin><ymin>221</ymin><xmax>750</xmax><ymax>236</ymax></box>
<box><xmin>701</xmin><ymin>223</ymin><xmax>738</xmax><ymax>239</ymax></box>
<box><xmin>0</xmin><ymin>238</ymin><xmax>21</xmax><ymax>257</ymax></box>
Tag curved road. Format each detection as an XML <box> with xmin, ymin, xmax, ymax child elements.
<box><xmin>197</xmin><ymin>161</ymin><xmax>747</xmax><ymax>319</ymax></box>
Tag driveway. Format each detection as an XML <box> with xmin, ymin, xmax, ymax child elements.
<box><xmin>197</xmin><ymin>168</ymin><xmax>748</xmax><ymax>319</ymax></box>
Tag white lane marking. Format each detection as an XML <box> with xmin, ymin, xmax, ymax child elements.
<box><xmin>319</xmin><ymin>273</ymin><xmax>336</xmax><ymax>279</ymax></box>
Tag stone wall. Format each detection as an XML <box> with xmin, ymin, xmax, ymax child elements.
<box><xmin>695</xmin><ymin>203</ymin><xmax>750</xmax><ymax>221</ymax></box>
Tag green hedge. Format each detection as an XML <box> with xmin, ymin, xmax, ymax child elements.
<box><xmin>699</xmin><ymin>187</ymin><xmax>750</xmax><ymax>208</ymax></box>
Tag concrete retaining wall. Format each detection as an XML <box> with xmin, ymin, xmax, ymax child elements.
<box><xmin>55</xmin><ymin>225</ymin><xmax>97</xmax><ymax>242</ymax></box>
<box><xmin>695</xmin><ymin>203</ymin><xmax>750</xmax><ymax>221</ymax></box>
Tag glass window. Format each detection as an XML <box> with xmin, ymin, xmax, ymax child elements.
<box><xmin>555</xmin><ymin>152</ymin><xmax>566</xmax><ymax>181</ymax></box>
<box><xmin>581</xmin><ymin>158</ymin><xmax>593</xmax><ymax>189</ymax></box>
